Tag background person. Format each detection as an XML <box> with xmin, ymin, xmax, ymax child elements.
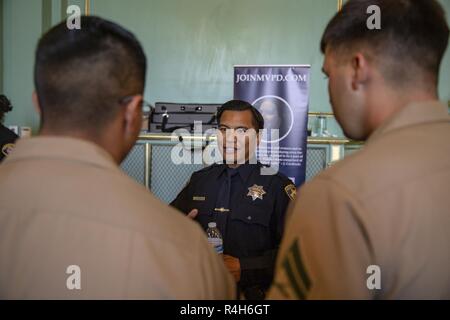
<box><xmin>0</xmin><ymin>94</ymin><xmax>19</xmax><ymax>163</ymax></box>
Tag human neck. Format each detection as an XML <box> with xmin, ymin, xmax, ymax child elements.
<box><xmin>225</xmin><ymin>155</ymin><xmax>257</xmax><ymax>168</ymax></box>
<box><xmin>39</xmin><ymin>126</ymin><xmax>123</xmax><ymax>164</ymax></box>
<box><xmin>366</xmin><ymin>85</ymin><xmax>438</xmax><ymax>134</ymax></box>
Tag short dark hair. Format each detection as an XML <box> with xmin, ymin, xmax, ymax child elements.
<box><xmin>321</xmin><ymin>0</ymin><xmax>449</xmax><ymax>84</ymax></box>
<box><xmin>34</xmin><ymin>16</ymin><xmax>147</xmax><ymax>133</ymax></box>
<box><xmin>217</xmin><ymin>100</ymin><xmax>264</xmax><ymax>130</ymax></box>
<box><xmin>0</xmin><ymin>94</ymin><xmax>13</xmax><ymax>124</ymax></box>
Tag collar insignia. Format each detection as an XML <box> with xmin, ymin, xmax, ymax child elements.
<box><xmin>1</xmin><ymin>143</ymin><xmax>15</xmax><ymax>157</ymax></box>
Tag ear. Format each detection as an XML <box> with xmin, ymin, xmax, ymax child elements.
<box><xmin>350</xmin><ymin>53</ymin><xmax>370</xmax><ymax>90</ymax></box>
<box><xmin>123</xmin><ymin>95</ymin><xmax>143</xmax><ymax>135</ymax></box>
<box><xmin>32</xmin><ymin>91</ymin><xmax>41</xmax><ymax>116</ymax></box>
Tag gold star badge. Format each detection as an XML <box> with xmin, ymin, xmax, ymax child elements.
<box><xmin>247</xmin><ymin>184</ymin><xmax>266</xmax><ymax>201</ymax></box>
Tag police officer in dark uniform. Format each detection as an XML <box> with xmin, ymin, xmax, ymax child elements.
<box><xmin>171</xmin><ymin>100</ymin><xmax>296</xmax><ymax>299</ymax></box>
<box><xmin>0</xmin><ymin>95</ymin><xmax>18</xmax><ymax>163</ymax></box>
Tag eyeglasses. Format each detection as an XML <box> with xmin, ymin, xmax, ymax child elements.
<box><xmin>118</xmin><ymin>95</ymin><xmax>154</xmax><ymax>112</ymax></box>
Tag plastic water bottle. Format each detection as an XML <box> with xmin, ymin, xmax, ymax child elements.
<box><xmin>206</xmin><ymin>222</ymin><xmax>224</xmax><ymax>254</ymax></box>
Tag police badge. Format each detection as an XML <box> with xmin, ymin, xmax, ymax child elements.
<box><xmin>247</xmin><ymin>184</ymin><xmax>266</xmax><ymax>201</ymax></box>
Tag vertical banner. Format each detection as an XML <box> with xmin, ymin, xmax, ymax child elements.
<box><xmin>234</xmin><ymin>65</ymin><xmax>310</xmax><ymax>187</ymax></box>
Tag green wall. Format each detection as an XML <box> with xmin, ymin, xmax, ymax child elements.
<box><xmin>0</xmin><ymin>0</ymin><xmax>3</xmax><ymax>94</ymax></box>
<box><xmin>1</xmin><ymin>0</ymin><xmax>450</xmax><ymax>133</ymax></box>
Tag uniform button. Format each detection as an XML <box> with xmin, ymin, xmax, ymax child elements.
<box><xmin>247</xmin><ymin>216</ymin><xmax>252</xmax><ymax>220</ymax></box>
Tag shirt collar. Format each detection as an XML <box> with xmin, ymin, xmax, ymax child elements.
<box><xmin>216</xmin><ymin>160</ymin><xmax>259</xmax><ymax>183</ymax></box>
<box><xmin>4</xmin><ymin>136</ymin><xmax>118</xmax><ymax>171</ymax></box>
<box><xmin>367</xmin><ymin>100</ymin><xmax>449</xmax><ymax>145</ymax></box>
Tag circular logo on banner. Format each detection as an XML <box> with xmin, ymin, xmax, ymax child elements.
<box><xmin>253</xmin><ymin>95</ymin><xmax>294</xmax><ymax>143</ymax></box>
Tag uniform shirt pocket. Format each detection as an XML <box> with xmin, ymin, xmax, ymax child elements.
<box><xmin>230</xmin><ymin>203</ymin><xmax>272</xmax><ymax>227</ymax></box>
<box><xmin>227</xmin><ymin>203</ymin><xmax>273</xmax><ymax>256</ymax></box>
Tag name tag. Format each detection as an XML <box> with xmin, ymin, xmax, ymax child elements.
<box><xmin>193</xmin><ymin>196</ymin><xmax>206</xmax><ymax>201</ymax></box>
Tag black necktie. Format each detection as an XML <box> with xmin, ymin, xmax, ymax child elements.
<box><xmin>216</xmin><ymin>167</ymin><xmax>238</xmax><ymax>209</ymax></box>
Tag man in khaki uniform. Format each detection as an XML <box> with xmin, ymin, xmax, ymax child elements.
<box><xmin>0</xmin><ymin>16</ymin><xmax>235</xmax><ymax>299</ymax></box>
<box><xmin>269</xmin><ymin>0</ymin><xmax>450</xmax><ymax>299</ymax></box>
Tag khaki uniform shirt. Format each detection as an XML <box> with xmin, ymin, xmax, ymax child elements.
<box><xmin>268</xmin><ymin>101</ymin><xmax>450</xmax><ymax>299</ymax></box>
<box><xmin>0</xmin><ymin>137</ymin><xmax>235</xmax><ymax>299</ymax></box>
